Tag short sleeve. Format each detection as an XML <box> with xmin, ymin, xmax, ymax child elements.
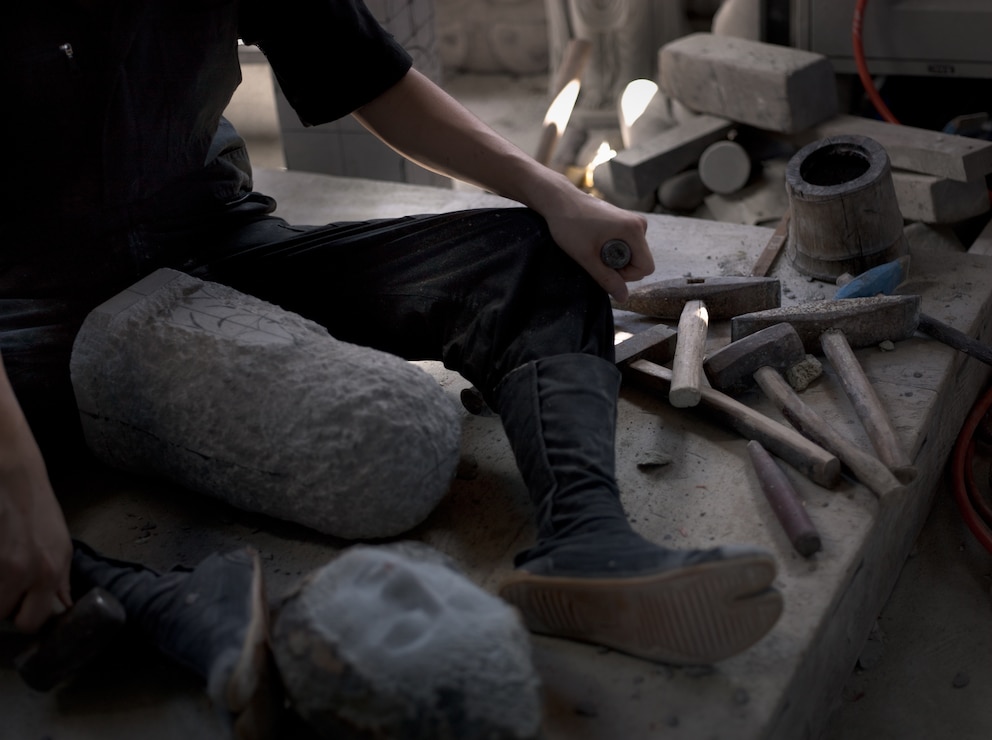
<box><xmin>240</xmin><ymin>0</ymin><xmax>413</xmax><ymax>126</ymax></box>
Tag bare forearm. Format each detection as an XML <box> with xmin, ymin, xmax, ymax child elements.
<box><xmin>354</xmin><ymin>68</ymin><xmax>576</xmax><ymax>212</ymax></box>
<box><xmin>353</xmin><ymin>67</ymin><xmax>655</xmax><ymax>301</ymax></box>
<box><xmin>0</xmin><ymin>350</ymin><xmax>72</xmax><ymax>632</ymax></box>
<box><xmin>0</xmin><ymin>354</ymin><xmax>39</xmax><ymax>470</ymax></box>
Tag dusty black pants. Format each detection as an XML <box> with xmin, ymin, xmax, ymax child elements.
<box><xmin>190</xmin><ymin>204</ymin><xmax>615</xmax><ymax>406</ymax></box>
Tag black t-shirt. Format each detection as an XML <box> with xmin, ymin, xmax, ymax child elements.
<box><xmin>0</xmin><ymin>0</ymin><xmax>413</xmax><ymax>410</ymax></box>
<box><xmin>2</xmin><ymin>0</ymin><xmax>412</xmax><ymax>226</ymax></box>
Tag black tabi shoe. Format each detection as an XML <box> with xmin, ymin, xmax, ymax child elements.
<box><xmin>499</xmin><ymin>532</ymin><xmax>782</xmax><ymax>665</ymax></box>
<box><xmin>71</xmin><ymin>543</ymin><xmax>278</xmax><ymax>738</ymax></box>
<box><xmin>494</xmin><ymin>354</ymin><xmax>783</xmax><ymax>665</ymax></box>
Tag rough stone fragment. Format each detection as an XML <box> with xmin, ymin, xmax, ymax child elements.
<box><xmin>785</xmin><ymin>354</ymin><xmax>823</xmax><ymax>392</ymax></box>
<box><xmin>659</xmin><ymin>33</ymin><xmax>838</xmax><ymax>134</ymax></box>
<box><xmin>271</xmin><ymin>544</ymin><xmax>541</xmax><ymax>740</ymax></box>
<box><xmin>70</xmin><ymin>269</ymin><xmax>461</xmax><ymax>540</ymax></box>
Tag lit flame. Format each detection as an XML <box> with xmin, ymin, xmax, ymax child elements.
<box><xmin>543</xmin><ymin>79</ymin><xmax>581</xmax><ymax>131</ymax></box>
<box><xmin>620</xmin><ymin>79</ymin><xmax>659</xmax><ymax>129</ymax></box>
<box><xmin>585</xmin><ymin>141</ymin><xmax>617</xmax><ymax>189</ymax></box>
<box><xmin>614</xmin><ymin>331</ymin><xmax>634</xmax><ymax>345</ymax></box>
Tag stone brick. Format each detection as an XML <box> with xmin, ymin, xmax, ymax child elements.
<box><xmin>892</xmin><ymin>170</ymin><xmax>990</xmax><ymax>224</ymax></box>
<box><xmin>659</xmin><ymin>33</ymin><xmax>838</xmax><ymax>134</ymax></box>
<box><xmin>608</xmin><ymin>114</ymin><xmax>733</xmax><ymax>198</ymax></box>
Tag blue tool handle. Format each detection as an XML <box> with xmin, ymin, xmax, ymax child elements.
<box><xmin>834</xmin><ymin>258</ymin><xmax>906</xmax><ymax>299</ymax></box>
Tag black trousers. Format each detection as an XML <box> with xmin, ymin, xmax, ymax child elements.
<box><xmin>192</xmin><ymin>205</ymin><xmax>616</xmax><ymax>404</ymax></box>
<box><xmin>6</xmin><ymin>195</ymin><xmax>615</xmax><ymax>456</ymax></box>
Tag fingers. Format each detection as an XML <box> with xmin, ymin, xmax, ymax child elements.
<box><xmin>599</xmin><ymin>270</ymin><xmax>629</xmax><ymax>303</ymax></box>
<box><xmin>12</xmin><ymin>590</ymin><xmax>63</xmax><ymax>634</ymax></box>
<box><xmin>595</xmin><ymin>229</ymin><xmax>654</xmax><ymax>303</ymax></box>
<box><xmin>1</xmin><ymin>546</ymin><xmax>74</xmax><ymax>634</ymax></box>
<box><xmin>56</xmin><ymin>579</ymin><xmax>73</xmax><ymax>611</ymax></box>
<box><xmin>546</xmin><ymin>195</ymin><xmax>654</xmax><ymax>302</ymax></box>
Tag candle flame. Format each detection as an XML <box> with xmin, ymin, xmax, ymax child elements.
<box><xmin>585</xmin><ymin>141</ymin><xmax>617</xmax><ymax>189</ymax></box>
<box><xmin>620</xmin><ymin>79</ymin><xmax>659</xmax><ymax>128</ymax></box>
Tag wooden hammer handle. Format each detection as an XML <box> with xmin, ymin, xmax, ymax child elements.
<box><xmin>753</xmin><ymin>366</ymin><xmax>904</xmax><ymax>498</ymax></box>
<box><xmin>747</xmin><ymin>440</ymin><xmax>822</xmax><ymax>557</ymax></box>
<box><xmin>819</xmin><ymin>329</ymin><xmax>916</xmax><ymax>483</ymax></box>
<box><xmin>628</xmin><ymin>359</ymin><xmax>841</xmax><ymax>488</ymax></box>
<box><xmin>669</xmin><ymin>300</ymin><xmax>708</xmax><ymax>408</ymax></box>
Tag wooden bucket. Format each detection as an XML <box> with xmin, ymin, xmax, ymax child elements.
<box><xmin>785</xmin><ymin>135</ymin><xmax>907</xmax><ymax>281</ymax></box>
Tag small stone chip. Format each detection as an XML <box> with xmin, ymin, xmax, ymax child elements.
<box><xmin>637</xmin><ymin>452</ymin><xmax>674</xmax><ymax>469</ymax></box>
<box><xmin>879</xmin><ymin>340</ymin><xmax>896</xmax><ymax>352</ymax></box>
<box><xmin>952</xmin><ymin>671</ymin><xmax>971</xmax><ymax>688</ymax></box>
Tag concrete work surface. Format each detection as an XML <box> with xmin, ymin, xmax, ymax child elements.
<box><xmin>2</xmin><ymin>168</ymin><xmax>991</xmax><ymax>740</ymax></box>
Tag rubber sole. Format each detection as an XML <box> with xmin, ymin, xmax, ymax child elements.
<box><xmin>498</xmin><ymin>555</ymin><xmax>782</xmax><ymax>665</ymax></box>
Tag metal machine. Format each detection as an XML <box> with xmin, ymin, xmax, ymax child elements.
<box><xmin>765</xmin><ymin>0</ymin><xmax>992</xmax><ymax>79</ymax></box>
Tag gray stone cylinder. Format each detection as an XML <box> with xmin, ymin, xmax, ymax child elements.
<box><xmin>70</xmin><ymin>269</ymin><xmax>461</xmax><ymax>540</ymax></box>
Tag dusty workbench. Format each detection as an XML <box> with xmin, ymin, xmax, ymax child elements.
<box><xmin>3</xmin><ymin>169</ymin><xmax>990</xmax><ymax>740</ymax></box>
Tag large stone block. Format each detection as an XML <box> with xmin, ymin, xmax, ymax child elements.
<box><xmin>659</xmin><ymin>32</ymin><xmax>838</xmax><ymax>134</ymax></box>
<box><xmin>70</xmin><ymin>269</ymin><xmax>461</xmax><ymax>540</ymax></box>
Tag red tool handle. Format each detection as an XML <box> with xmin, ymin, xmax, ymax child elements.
<box><xmin>747</xmin><ymin>440</ymin><xmax>822</xmax><ymax>557</ymax></box>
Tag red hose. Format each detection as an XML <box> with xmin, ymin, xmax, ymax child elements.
<box><xmin>852</xmin><ymin>0</ymin><xmax>901</xmax><ymax>124</ymax></box>
<box><xmin>964</xmin><ymin>441</ymin><xmax>992</xmax><ymax>526</ymax></box>
<box><xmin>852</xmin><ymin>2</ymin><xmax>992</xmax><ymax>549</ymax></box>
<box><xmin>853</xmin><ymin>0</ymin><xmax>992</xmax><ymax>206</ymax></box>
<box><xmin>951</xmin><ymin>383</ymin><xmax>992</xmax><ymax>553</ymax></box>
